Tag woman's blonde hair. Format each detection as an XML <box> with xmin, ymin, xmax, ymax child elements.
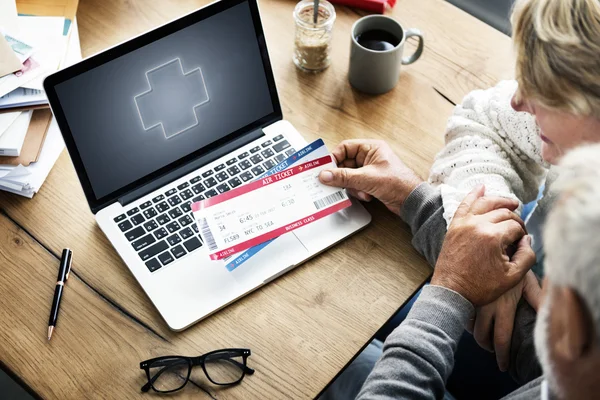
<box><xmin>511</xmin><ymin>0</ymin><xmax>600</xmax><ymax>118</ymax></box>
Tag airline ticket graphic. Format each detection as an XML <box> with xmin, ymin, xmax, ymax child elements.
<box><xmin>192</xmin><ymin>155</ymin><xmax>351</xmax><ymax>260</ymax></box>
<box><xmin>222</xmin><ymin>139</ymin><xmax>329</xmax><ymax>271</ymax></box>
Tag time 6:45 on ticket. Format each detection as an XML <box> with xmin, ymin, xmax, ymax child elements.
<box><xmin>191</xmin><ymin>155</ymin><xmax>352</xmax><ymax>260</ymax></box>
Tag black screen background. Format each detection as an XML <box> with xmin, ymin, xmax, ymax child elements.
<box><xmin>55</xmin><ymin>2</ymin><xmax>274</xmax><ymax>199</ymax></box>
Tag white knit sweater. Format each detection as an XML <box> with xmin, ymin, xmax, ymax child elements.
<box><xmin>429</xmin><ymin>80</ymin><xmax>550</xmax><ymax>226</ymax></box>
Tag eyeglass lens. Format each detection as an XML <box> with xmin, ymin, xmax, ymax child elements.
<box><xmin>203</xmin><ymin>351</ymin><xmax>245</xmax><ymax>385</ymax></box>
<box><xmin>148</xmin><ymin>357</ymin><xmax>190</xmax><ymax>392</ymax></box>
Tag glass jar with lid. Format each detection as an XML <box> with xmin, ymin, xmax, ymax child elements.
<box><xmin>293</xmin><ymin>0</ymin><xmax>336</xmax><ymax>72</ymax></box>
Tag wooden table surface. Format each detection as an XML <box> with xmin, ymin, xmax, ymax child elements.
<box><xmin>0</xmin><ymin>0</ymin><xmax>513</xmax><ymax>398</ymax></box>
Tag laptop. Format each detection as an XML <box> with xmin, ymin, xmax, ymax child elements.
<box><xmin>43</xmin><ymin>0</ymin><xmax>371</xmax><ymax>331</ymax></box>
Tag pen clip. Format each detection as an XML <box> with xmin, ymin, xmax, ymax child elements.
<box><xmin>65</xmin><ymin>249</ymin><xmax>73</xmax><ymax>282</ymax></box>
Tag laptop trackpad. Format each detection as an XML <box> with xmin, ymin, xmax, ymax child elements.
<box><xmin>228</xmin><ymin>232</ymin><xmax>308</xmax><ymax>286</ymax></box>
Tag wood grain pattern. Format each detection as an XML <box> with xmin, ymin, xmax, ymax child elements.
<box><xmin>0</xmin><ymin>213</ymin><xmax>210</xmax><ymax>399</ymax></box>
<box><xmin>0</xmin><ymin>0</ymin><xmax>513</xmax><ymax>398</ymax></box>
<box><xmin>74</xmin><ymin>0</ymin><xmax>513</xmax><ymax>104</ymax></box>
<box><xmin>394</xmin><ymin>0</ymin><xmax>514</xmax><ymax>103</ymax></box>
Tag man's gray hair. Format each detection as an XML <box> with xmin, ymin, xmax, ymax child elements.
<box><xmin>544</xmin><ymin>143</ymin><xmax>600</xmax><ymax>342</ymax></box>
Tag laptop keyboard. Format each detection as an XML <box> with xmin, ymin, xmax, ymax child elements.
<box><xmin>112</xmin><ymin>135</ymin><xmax>296</xmax><ymax>273</ymax></box>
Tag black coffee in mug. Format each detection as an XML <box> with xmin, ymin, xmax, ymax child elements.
<box><xmin>355</xmin><ymin>29</ymin><xmax>401</xmax><ymax>51</ymax></box>
<box><xmin>349</xmin><ymin>15</ymin><xmax>424</xmax><ymax>94</ymax></box>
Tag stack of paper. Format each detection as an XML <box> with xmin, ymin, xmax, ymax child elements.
<box><xmin>0</xmin><ymin>118</ymin><xmax>65</xmax><ymax>197</ymax></box>
<box><xmin>0</xmin><ymin>0</ymin><xmax>69</xmax><ymax>159</ymax></box>
<box><xmin>0</xmin><ymin>2</ymin><xmax>81</xmax><ymax>198</ymax></box>
<box><xmin>0</xmin><ymin>87</ymin><xmax>47</xmax><ymax>110</ymax></box>
<box><xmin>0</xmin><ymin>110</ymin><xmax>32</xmax><ymax>156</ymax></box>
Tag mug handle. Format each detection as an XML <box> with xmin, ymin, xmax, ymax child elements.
<box><xmin>402</xmin><ymin>28</ymin><xmax>424</xmax><ymax>65</ymax></box>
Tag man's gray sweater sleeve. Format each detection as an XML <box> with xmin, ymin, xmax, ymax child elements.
<box><xmin>398</xmin><ymin>182</ymin><xmax>541</xmax><ymax>385</ymax></box>
<box><xmin>356</xmin><ymin>285</ymin><xmax>475</xmax><ymax>400</ymax></box>
<box><xmin>400</xmin><ymin>182</ymin><xmax>447</xmax><ymax>267</ymax></box>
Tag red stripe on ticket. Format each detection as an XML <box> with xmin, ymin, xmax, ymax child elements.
<box><xmin>209</xmin><ymin>198</ymin><xmax>352</xmax><ymax>260</ymax></box>
<box><xmin>191</xmin><ymin>155</ymin><xmax>334</xmax><ymax>212</ymax></box>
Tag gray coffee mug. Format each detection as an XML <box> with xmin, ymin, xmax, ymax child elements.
<box><xmin>349</xmin><ymin>15</ymin><xmax>424</xmax><ymax>94</ymax></box>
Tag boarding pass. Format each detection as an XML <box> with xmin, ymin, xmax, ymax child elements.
<box><xmin>192</xmin><ymin>155</ymin><xmax>351</xmax><ymax>260</ymax></box>
<box><xmin>223</xmin><ymin>139</ymin><xmax>330</xmax><ymax>271</ymax></box>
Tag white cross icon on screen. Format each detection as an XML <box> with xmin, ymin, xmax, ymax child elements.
<box><xmin>134</xmin><ymin>58</ymin><xmax>210</xmax><ymax>139</ymax></box>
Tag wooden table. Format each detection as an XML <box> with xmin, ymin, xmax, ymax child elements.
<box><xmin>0</xmin><ymin>0</ymin><xmax>513</xmax><ymax>398</ymax></box>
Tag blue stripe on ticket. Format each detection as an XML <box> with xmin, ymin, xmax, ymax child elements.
<box><xmin>225</xmin><ymin>239</ymin><xmax>274</xmax><ymax>271</ymax></box>
<box><xmin>224</xmin><ymin>138</ymin><xmax>326</xmax><ymax>271</ymax></box>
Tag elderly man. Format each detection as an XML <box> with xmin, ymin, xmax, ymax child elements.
<box><xmin>353</xmin><ymin>144</ymin><xmax>600</xmax><ymax>399</ymax></box>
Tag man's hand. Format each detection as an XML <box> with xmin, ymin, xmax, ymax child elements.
<box><xmin>318</xmin><ymin>139</ymin><xmax>423</xmax><ymax>215</ymax></box>
<box><xmin>467</xmin><ymin>270</ymin><xmax>541</xmax><ymax>372</ymax></box>
<box><xmin>431</xmin><ymin>185</ymin><xmax>536</xmax><ymax>307</ymax></box>
<box><xmin>468</xmin><ymin>277</ymin><xmax>526</xmax><ymax>372</ymax></box>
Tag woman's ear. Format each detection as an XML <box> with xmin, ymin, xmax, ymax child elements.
<box><xmin>552</xmin><ymin>287</ymin><xmax>594</xmax><ymax>362</ymax></box>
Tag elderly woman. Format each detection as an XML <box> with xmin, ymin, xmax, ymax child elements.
<box><xmin>319</xmin><ymin>0</ymin><xmax>600</xmax><ymax>398</ymax></box>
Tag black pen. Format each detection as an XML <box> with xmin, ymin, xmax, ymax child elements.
<box><xmin>48</xmin><ymin>248</ymin><xmax>73</xmax><ymax>341</ymax></box>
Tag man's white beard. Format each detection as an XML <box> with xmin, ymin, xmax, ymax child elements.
<box><xmin>534</xmin><ymin>295</ymin><xmax>563</xmax><ymax>397</ymax></box>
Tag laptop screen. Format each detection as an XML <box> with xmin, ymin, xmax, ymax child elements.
<box><xmin>49</xmin><ymin>0</ymin><xmax>277</xmax><ymax>204</ymax></box>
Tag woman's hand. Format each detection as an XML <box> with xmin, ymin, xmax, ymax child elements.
<box><xmin>318</xmin><ymin>139</ymin><xmax>423</xmax><ymax>215</ymax></box>
<box><xmin>467</xmin><ymin>271</ymin><xmax>542</xmax><ymax>372</ymax></box>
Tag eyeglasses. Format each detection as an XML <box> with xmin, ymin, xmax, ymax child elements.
<box><xmin>140</xmin><ymin>348</ymin><xmax>254</xmax><ymax>393</ymax></box>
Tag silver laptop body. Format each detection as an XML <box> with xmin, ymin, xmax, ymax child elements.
<box><xmin>44</xmin><ymin>0</ymin><xmax>371</xmax><ymax>331</ymax></box>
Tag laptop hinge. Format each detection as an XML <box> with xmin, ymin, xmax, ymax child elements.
<box><xmin>118</xmin><ymin>128</ymin><xmax>265</xmax><ymax>207</ymax></box>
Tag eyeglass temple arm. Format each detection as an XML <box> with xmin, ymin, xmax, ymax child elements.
<box><xmin>242</xmin><ymin>362</ymin><xmax>255</xmax><ymax>374</ymax></box>
<box><xmin>141</xmin><ymin>381</ymin><xmax>152</xmax><ymax>393</ymax></box>
<box><xmin>141</xmin><ymin>370</ymin><xmax>164</xmax><ymax>393</ymax></box>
